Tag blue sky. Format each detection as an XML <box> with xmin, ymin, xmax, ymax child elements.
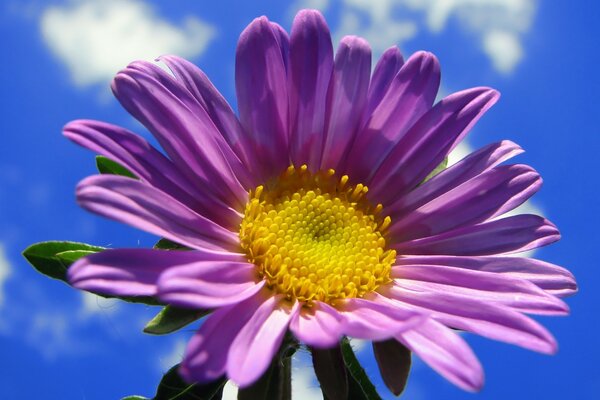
<box><xmin>0</xmin><ymin>0</ymin><xmax>598</xmax><ymax>399</ymax></box>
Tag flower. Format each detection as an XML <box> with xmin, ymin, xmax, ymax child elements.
<box><xmin>65</xmin><ymin>9</ymin><xmax>576</xmax><ymax>393</ymax></box>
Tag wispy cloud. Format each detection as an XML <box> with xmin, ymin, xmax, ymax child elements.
<box><xmin>40</xmin><ymin>0</ymin><xmax>216</xmax><ymax>87</ymax></box>
<box><xmin>0</xmin><ymin>245</ymin><xmax>11</xmax><ymax>308</ymax></box>
<box><xmin>291</xmin><ymin>0</ymin><xmax>537</xmax><ymax>74</ymax></box>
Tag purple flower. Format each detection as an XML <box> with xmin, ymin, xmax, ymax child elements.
<box><xmin>65</xmin><ymin>9</ymin><xmax>576</xmax><ymax>393</ymax></box>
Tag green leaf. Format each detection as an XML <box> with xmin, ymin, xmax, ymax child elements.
<box><xmin>121</xmin><ymin>397</ymin><xmax>149</xmax><ymax>400</ymax></box>
<box><xmin>22</xmin><ymin>241</ymin><xmax>105</xmax><ymax>282</ymax></box>
<box><xmin>155</xmin><ymin>364</ymin><xmax>226</xmax><ymax>400</ymax></box>
<box><xmin>340</xmin><ymin>338</ymin><xmax>382</xmax><ymax>400</ymax></box>
<box><xmin>96</xmin><ymin>155</ymin><xmax>137</xmax><ymax>179</ymax></box>
<box><xmin>420</xmin><ymin>157</ymin><xmax>448</xmax><ymax>185</ymax></box>
<box><xmin>154</xmin><ymin>238</ymin><xmax>190</xmax><ymax>251</ymax></box>
<box><xmin>23</xmin><ymin>240</ymin><xmax>161</xmax><ymax>305</ymax></box>
<box><xmin>144</xmin><ymin>305</ymin><xmax>210</xmax><ymax>335</ymax></box>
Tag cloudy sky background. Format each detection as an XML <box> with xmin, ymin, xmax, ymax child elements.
<box><xmin>0</xmin><ymin>0</ymin><xmax>598</xmax><ymax>398</ymax></box>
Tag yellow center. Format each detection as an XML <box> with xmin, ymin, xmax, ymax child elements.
<box><xmin>239</xmin><ymin>165</ymin><xmax>395</xmax><ymax>305</ymax></box>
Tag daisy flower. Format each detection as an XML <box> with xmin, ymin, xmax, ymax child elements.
<box><xmin>65</xmin><ymin>9</ymin><xmax>576</xmax><ymax>394</ymax></box>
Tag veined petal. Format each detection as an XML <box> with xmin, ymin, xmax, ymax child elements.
<box><xmin>157</xmin><ymin>262</ymin><xmax>265</xmax><ymax>309</ymax></box>
<box><xmin>394</xmin><ymin>214</ymin><xmax>560</xmax><ymax>256</ymax></box>
<box><xmin>290</xmin><ymin>301</ymin><xmax>344</xmax><ymax>348</ymax></box>
<box><xmin>392</xmin><ymin>264</ymin><xmax>568</xmax><ymax>315</ymax></box>
<box><xmin>157</xmin><ymin>55</ymin><xmax>256</xmax><ymax>180</ymax></box>
<box><xmin>289</xmin><ymin>9</ymin><xmax>334</xmax><ymax>169</ymax></box>
<box><xmin>370</xmin><ymin>87</ymin><xmax>500</xmax><ymax>204</ymax></box>
<box><xmin>112</xmin><ymin>64</ymin><xmax>248</xmax><ymax>207</ymax></box>
<box><xmin>63</xmin><ymin>119</ymin><xmax>240</xmax><ymax>229</ymax></box>
<box><xmin>396</xmin><ymin>319</ymin><xmax>484</xmax><ymax>392</ymax></box>
<box><xmin>395</xmin><ymin>255</ymin><xmax>577</xmax><ymax>298</ymax></box>
<box><xmin>389</xmin><ymin>164</ymin><xmax>542</xmax><ymax>240</ymax></box>
<box><xmin>180</xmin><ymin>292</ymin><xmax>265</xmax><ymax>383</ymax></box>
<box><xmin>388</xmin><ymin>140</ymin><xmax>524</xmax><ymax>217</ymax></box>
<box><xmin>320</xmin><ymin>36</ymin><xmax>371</xmax><ymax>170</ymax></box>
<box><xmin>366</xmin><ymin>46</ymin><xmax>404</xmax><ymax>118</ymax></box>
<box><xmin>76</xmin><ymin>175</ymin><xmax>239</xmax><ymax>251</ymax></box>
<box><xmin>382</xmin><ymin>285</ymin><xmax>558</xmax><ymax>354</ymax></box>
<box><xmin>227</xmin><ymin>296</ymin><xmax>300</xmax><ymax>387</ymax></box>
<box><xmin>345</xmin><ymin>51</ymin><xmax>440</xmax><ymax>182</ymax></box>
<box><xmin>337</xmin><ymin>295</ymin><xmax>424</xmax><ymax>340</ymax></box>
<box><xmin>68</xmin><ymin>248</ymin><xmax>241</xmax><ymax>297</ymax></box>
<box><xmin>236</xmin><ymin>16</ymin><xmax>290</xmax><ymax>182</ymax></box>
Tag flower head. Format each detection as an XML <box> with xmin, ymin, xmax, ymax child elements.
<box><xmin>65</xmin><ymin>9</ymin><xmax>576</xmax><ymax>393</ymax></box>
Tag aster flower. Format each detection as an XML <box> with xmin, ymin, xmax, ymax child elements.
<box><xmin>64</xmin><ymin>9</ymin><xmax>576</xmax><ymax>395</ymax></box>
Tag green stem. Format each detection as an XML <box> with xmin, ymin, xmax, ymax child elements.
<box><xmin>280</xmin><ymin>354</ymin><xmax>292</xmax><ymax>400</ymax></box>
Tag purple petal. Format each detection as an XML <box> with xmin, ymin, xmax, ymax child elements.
<box><xmin>76</xmin><ymin>175</ymin><xmax>239</xmax><ymax>251</ymax></box>
<box><xmin>394</xmin><ymin>214</ymin><xmax>560</xmax><ymax>256</ymax></box>
<box><xmin>320</xmin><ymin>36</ymin><xmax>371</xmax><ymax>170</ymax></box>
<box><xmin>388</xmin><ymin>140</ymin><xmax>524</xmax><ymax>217</ymax></box>
<box><xmin>345</xmin><ymin>51</ymin><xmax>440</xmax><ymax>182</ymax></box>
<box><xmin>396</xmin><ymin>255</ymin><xmax>577</xmax><ymax>298</ymax></box>
<box><xmin>236</xmin><ymin>16</ymin><xmax>290</xmax><ymax>181</ymax></box>
<box><xmin>389</xmin><ymin>164</ymin><xmax>542</xmax><ymax>240</ymax></box>
<box><xmin>366</xmin><ymin>46</ymin><xmax>404</xmax><ymax>118</ymax></box>
<box><xmin>227</xmin><ymin>296</ymin><xmax>300</xmax><ymax>387</ymax></box>
<box><xmin>288</xmin><ymin>9</ymin><xmax>334</xmax><ymax>169</ymax></box>
<box><xmin>68</xmin><ymin>248</ymin><xmax>241</xmax><ymax>297</ymax></box>
<box><xmin>392</xmin><ymin>263</ymin><xmax>568</xmax><ymax>315</ymax></box>
<box><xmin>157</xmin><ymin>55</ymin><xmax>257</xmax><ymax>180</ymax></box>
<box><xmin>337</xmin><ymin>294</ymin><xmax>424</xmax><ymax>341</ymax></box>
<box><xmin>290</xmin><ymin>301</ymin><xmax>343</xmax><ymax>348</ymax></box>
<box><xmin>382</xmin><ymin>285</ymin><xmax>558</xmax><ymax>353</ymax></box>
<box><xmin>63</xmin><ymin>119</ymin><xmax>240</xmax><ymax>229</ymax></box>
<box><xmin>111</xmin><ymin>64</ymin><xmax>248</xmax><ymax>207</ymax></box>
<box><xmin>369</xmin><ymin>87</ymin><xmax>500</xmax><ymax>204</ymax></box>
<box><xmin>157</xmin><ymin>262</ymin><xmax>265</xmax><ymax>309</ymax></box>
<box><xmin>180</xmin><ymin>292</ymin><xmax>266</xmax><ymax>383</ymax></box>
<box><xmin>396</xmin><ymin>319</ymin><xmax>484</xmax><ymax>391</ymax></box>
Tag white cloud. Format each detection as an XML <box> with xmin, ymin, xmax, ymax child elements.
<box><xmin>158</xmin><ymin>339</ymin><xmax>187</xmax><ymax>372</ymax></box>
<box><xmin>291</xmin><ymin>0</ymin><xmax>537</xmax><ymax>74</ymax></box>
<box><xmin>0</xmin><ymin>245</ymin><xmax>11</xmax><ymax>308</ymax></box>
<box><xmin>79</xmin><ymin>291</ymin><xmax>119</xmax><ymax>318</ymax></box>
<box><xmin>40</xmin><ymin>0</ymin><xmax>216</xmax><ymax>87</ymax></box>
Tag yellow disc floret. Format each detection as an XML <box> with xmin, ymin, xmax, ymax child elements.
<box><xmin>239</xmin><ymin>165</ymin><xmax>395</xmax><ymax>305</ymax></box>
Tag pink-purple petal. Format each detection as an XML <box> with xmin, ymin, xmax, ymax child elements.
<box><xmin>389</xmin><ymin>164</ymin><xmax>542</xmax><ymax>240</ymax></box>
<box><xmin>345</xmin><ymin>51</ymin><xmax>440</xmax><ymax>182</ymax></box>
<box><xmin>388</xmin><ymin>140</ymin><xmax>524</xmax><ymax>217</ymax></box>
<box><xmin>337</xmin><ymin>295</ymin><xmax>424</xmax><ymax>340</ymax></box>
<box><xmin>227</xmin><ymin>296</ymin><xmax>300</xmax><ymax>387</ymax></box>
<box><xmin>63</xmin><ymin>119</ymin><xmax>240</xmax><ymax>229</ymax></box>
<box><xmin>290</xmin><ymin>301</ymin><xmax>344</xmax><ymax>348</ymax></box>
<box><xmin>68</xmin><ymin>248</ymin><xmax>241</xmax><ymax>297</ymax></box>
<box><xmin>396</xmin><ymin>319</ymin><xmax>484</xmax><ymax>392</ymax></box>
<box><xmin>236</xmin><ymin>16</ymin><xmax>290</xmax><ymax>182</ymax></box>
<box><xmin>392</xmin><ymin>264</ymin><xmax>568</xmax><ymax>315</ymax></box>
<box><xmin>382</xmin><ymin>285</ymin><xmax>558</xmax><ymax>354</ymax></box>
<box><xmin>395</xmin><ymin>255</ymin><xmax>577</xmax><ymax>297</ymax></box>
<box><xmin>370</xmin><ymin>87</ymin><xmax>499</xmax><ymax>204</ymax></box>
<box><xmin>320</xmin><ymin>36</ymin><xmax>371</xmax><ymax>170</ymax></box>
<box><xmin>76</xmin><ymin>175</ymin><xmax>239</xmax><ymax>252</ymax></box>
<box><xmin>394</xmin><ymin>214</ymin><xmax>560</xmax><ymax>256</ymax></box>
<box><xmin>180</xmin><ymin>293</ymin><xmax>266</xmax><ymax>383</ymax></box>
<box><xmin>366</xmin><ymin>46</ymin><xmax>404</xmax><ymax>118</ymax></box>
<box><xmin>111</xmin><ymin>65</ymin><xmax>248</xmax><ymax>207</ymax></box>
<box><xmin>288</xmin><ymin>9</ymin><xmax>334</xmax><ymax>169</ymax></box>
<box><xmin>157</xmin><ymin>262</ymin><xmax>264</xmax><ymax>309</ymax></box>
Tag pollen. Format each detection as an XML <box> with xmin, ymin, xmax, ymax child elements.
<box><xmin>239</xmin><ymin>165</ymin><xmax>395</xmax><ymax>305</ymax></box>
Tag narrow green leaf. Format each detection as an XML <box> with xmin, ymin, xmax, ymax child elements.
<box><xmin>22</xmin><ymin>241</ymin><xmax>105</xmax><ymax>281</ymax></box>
<box><xmin>155</xmin><ymin>364</ymin><xmax>227</xmax><ymax>400</ymax></box>
<box><xmin>340</xmin><ymin>338</ymin><xmax>382</xmax><ymax>400</ymax></box>
<box><xmin>154</xmin><ymin>238</ymin><xmax>190</xmax><ymax>251</ymax></box>
<box><xmin>144</xmin><ymin>305</ymin><xmax>210</xmax><ymax>335</ymax></box>
<box><xmin>121</xmin><ymin>396</ymin><xmax>149</xmax><ymax>400</ymax></box>
<box><xmin>23</xmin><ymin>240</ymin><xmax>161</xmax><ymax>305</ymax></box>
<box><xmin>420</xmin><ymin>157</ymin><xmax>448</xmax><ymax>185</ymax></box>
<box><xmin>96</xmin><ymin>155</ymin><xmax>137</xmax><ymax>179</ymax></box>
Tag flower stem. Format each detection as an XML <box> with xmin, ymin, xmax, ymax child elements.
<box><xmin>279</xmin><ymin>354</ymin><xmax>292</xmax><ymax>400</ymax></box>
